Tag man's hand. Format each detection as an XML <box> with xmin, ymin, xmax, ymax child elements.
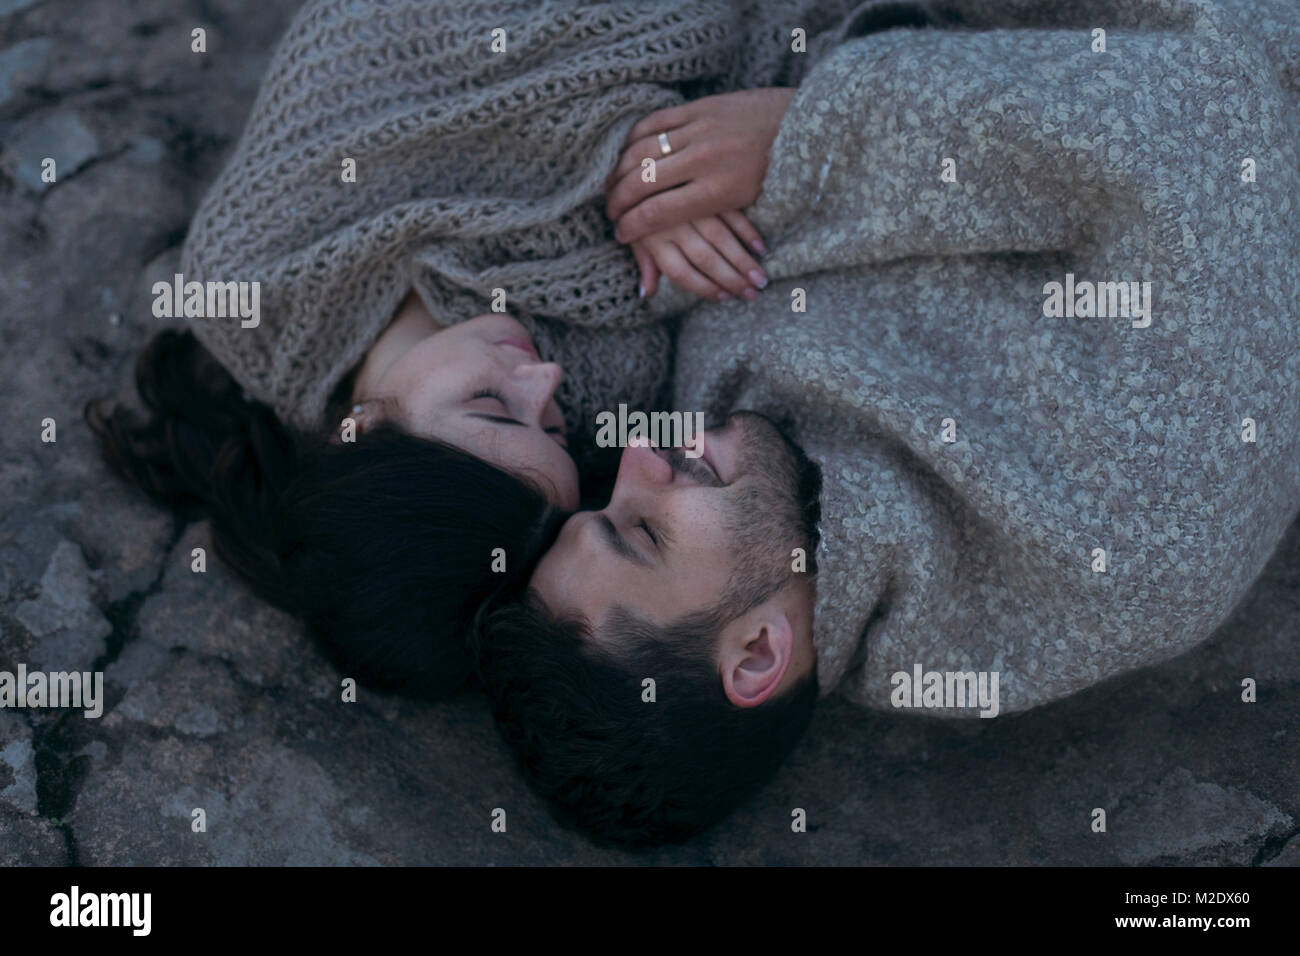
<box><xmin>631</xmin><ymin>211</ymin><xmax>769</xmax><ymax>302</ymax></box>
<box><xmin>605</xmin><ymin>87</ymin><xmax>797</xmax><ymax>245</ymax></box>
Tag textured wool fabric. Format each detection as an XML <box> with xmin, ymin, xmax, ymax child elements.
<box><xmin>673</xmin><ymin>0</ymin><xmax>1300</xmax><ymax>714</ymax></box>
<box><xmin>178</xmin><ymin>0</ymin><xmax>874</xmax><ymax>468</ymax></box>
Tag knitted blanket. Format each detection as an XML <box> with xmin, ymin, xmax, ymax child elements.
<box><xmin>178</xmin><ymin>0</ymin><xmax>873</xmax><ymax>462</ymax></box>
<box><xmin>673</xmin><ymin>0</ymin><xmax>1300</xmax><ymax>715</ymax></box>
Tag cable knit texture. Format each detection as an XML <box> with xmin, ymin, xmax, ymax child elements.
<box><xmin>178</xmin><ymin>0</ymin><xmax>874</xmax><ymax>467</ymax></box>
<box><xmin>673</xmin><ymin>0</ymin><xmax>1300</xmax><ymax>714</ymax></box>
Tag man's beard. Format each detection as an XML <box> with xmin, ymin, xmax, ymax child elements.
<box><xmin>717</xmin><ymin>411</ymin><xmax>822</xmax><ymax>619</ymax></box>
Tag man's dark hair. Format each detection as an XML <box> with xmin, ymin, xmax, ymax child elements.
<box><xmin>470</xmin><ymin>586</ymin><xmax>819</xmax><ymax>848</ymax></box>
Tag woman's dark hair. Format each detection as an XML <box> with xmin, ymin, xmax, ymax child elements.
<box><xmin>85</xmin><ymin>328</ymin><xmax>564</xmax><ymax>698</ymax></box>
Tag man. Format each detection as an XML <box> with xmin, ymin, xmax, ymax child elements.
<box><xmin>473</xmin><ymin>413</ymin><xmax>824</xmax><ymax>847</ymax></box>
<box><xmin>473</xmin><ymin>0</ymin><xmax>1300</xmax><ymax>847</ymax></box>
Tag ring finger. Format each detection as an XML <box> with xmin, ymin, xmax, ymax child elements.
<box><xmin>605</xmin><ymin>150</ymin><xmax>693</xmax><ymax>223</ymax></box>
<box><xmin>605</xmin><ymin>125</ymin><xmax>689</xmax><ymax>189</ymax></box>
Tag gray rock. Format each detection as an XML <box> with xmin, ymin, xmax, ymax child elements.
<box><xmin>60</xmin><ymin>490</ymin><xmax>173</xmax><ymax>606</ymax></box>
<box><xmin>0</xmin><ymin>808</ymin><xmax>66</xmax><ymax>865</ymax></box>
<box><xmin>129</xmin><ymin>521</ymin><xmax>331</xmax><ymax>694</ymax></box>
<box><xmin>1263</xmin><ymin>836</ymin><xmax>1300</xmax><ymax>867</ymax></box>
<box><xmin>1110</xmin><ymin>768</ymin><xmax>1293</xmax><ymax>866</ymax></box>
<box><xmin>0</xmin><ymin>709</ymin><xmax>68</xmax><ymax>860</ymax></box>
<box><xmin>125</xmin><ymin>135</ymin><xmax>166</xmax><ymax>166</ymax></box>
<box><xmin>0</xmin><ymin>37</ymin><xmax>50</xmax><ymax>108</ymax></box>
<box><xmin>13</xmin><ymin>539</ymin><xmax>111</xmax><ymax>672</ymax></box>
<box><xmin>1</xmin><ymin>111</ymin><xmax>100</xmax><ymax>192</ymax></box>
<box><xmin>0</xmin><ymin>0</ymin><xmax>42</xmax><ymax>18</ymax></box>
<box><xmin>0</xmin><ymin>709</ymin><xmax>37</xmax><ymax>815</ymax></box>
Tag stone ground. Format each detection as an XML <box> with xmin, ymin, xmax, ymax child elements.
<box><xmin>1</xmin><ymin>0</ymin><xmax>1297</xmax><ymax>866</ymax></box>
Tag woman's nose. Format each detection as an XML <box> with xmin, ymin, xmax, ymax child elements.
<box><xmin>508</xmin><ymin>361</ymin><xmax>564</xmax><ymax>420</ymax></box>
<box><xmin>614</xmin><ymin>441</ymin><xmax>673</xmax><ymax>492</ymax></box>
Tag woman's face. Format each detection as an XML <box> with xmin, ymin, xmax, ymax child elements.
<box><xmin>361</xmin><ymin>313</ymin><xmax>579</xmax><ymax>509</ymax></box>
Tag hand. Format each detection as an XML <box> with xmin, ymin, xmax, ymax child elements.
<box><xmin>631</xmin><ymin>211</ymin><xmax>769</xmax><ymax>302</ymax></box>
<box><xmin>605</xmin><ymin>87</ymin><xmax>797</xmax><ymax>245</ymax></box>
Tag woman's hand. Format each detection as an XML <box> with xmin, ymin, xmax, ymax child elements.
<box><xmin>631</xmin><ymin>211</ymin><xmax>769</xmax><ymax>302</ymax></box>
<box><xmin>605</xmin><ymin>87</ymin><xmax>797</xmax><ymax>245</ymax></box>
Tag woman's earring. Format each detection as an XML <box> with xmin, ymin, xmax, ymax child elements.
<box><xmin>336</xmin><ymin>402</ymin><xmax>366</xmax><ymax>444</ymax></box>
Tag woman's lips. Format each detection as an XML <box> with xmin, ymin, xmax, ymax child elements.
<box><xmin>698</xmin><ymin>441</ymin><xmax>723</xmax><ymax>483</ymax></box>
<box><xmin>700</xmin><ymin>421</ymin><xmax>739</xmax><ymax>484</ymax></box>
<box><xmin>497</xmin><ymin>337</ymin><xmax>539</xmax><ymax>359</ymax></box>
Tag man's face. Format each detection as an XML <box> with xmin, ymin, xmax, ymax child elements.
<box><xmin>530</xmin><ymin>411</ymin><xmax>820</xmax><ymax>637</ymax></box>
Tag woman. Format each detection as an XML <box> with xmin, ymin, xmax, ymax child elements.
<box><xmin>85</xmin><ymin>306</ymin><xmax>572</xmax><ymax>699</ymax></box>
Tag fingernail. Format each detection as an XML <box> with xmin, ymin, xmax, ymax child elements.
<box><xmin>717</xmin><ymin>291</ymin><xmax>732</xmax><ymax>301</ymax></box>
<box><xmin>751</xmin><ymin>239</ymin><xmax>768</xmax><ymax>255</ymax></box>
<box><xmin>748</xmin><ymin>270</ymin><xmax>768</xmax><ymax>289</ymax></box>
<box><xmin>742</xmin><ymin>287</ymin><xmax>759</xmax><ymax>301</ymax></box>
<box><xmin>638</xmin><ymin>283</ymin><xmax>646</xmax><ymax>298</ymax></box>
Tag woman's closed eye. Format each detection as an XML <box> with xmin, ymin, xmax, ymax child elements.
<box><xmin>468</xmin><ymin>389</ymin><xmax>568</xmax><ymax>447</ymax></box>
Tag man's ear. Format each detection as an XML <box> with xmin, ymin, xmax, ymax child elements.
<box><xmin>718</xmin><ymin>600</ymin><xmax>796</xmax><ymax>709</ymax></box>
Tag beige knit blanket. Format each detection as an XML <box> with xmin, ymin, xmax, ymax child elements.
<box><xmin>179</xmin><ymin>0</ymin><xmax>874</xmax><ymax>464</ymax></box>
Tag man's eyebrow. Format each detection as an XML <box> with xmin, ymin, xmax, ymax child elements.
<box><xmin>597</xmin><ymin>514</ymin><xmax>650</xmax><ymax>567</ymax></box>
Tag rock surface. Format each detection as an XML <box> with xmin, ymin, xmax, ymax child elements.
<box><xmin>0</xmin><ymin>0</ymin><xmax>1296</xmax><ymax>865</ymax></box>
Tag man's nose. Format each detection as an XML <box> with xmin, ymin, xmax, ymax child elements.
<box><xmin>508</xmin><ymin>361</ymin><xmax>563</xmax><ymax>421</ymax></box>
